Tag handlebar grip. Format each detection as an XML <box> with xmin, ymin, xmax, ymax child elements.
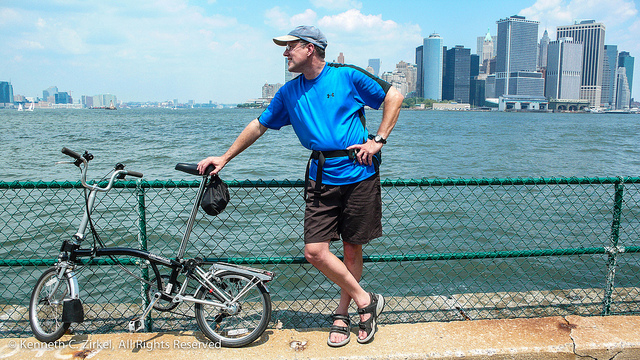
<box><xmin>126</xmin><ymin>171</ymin><xmax>144</xmax><ymax>178</ymax></box>
<box><xmin>61</xmin><ymin>147</ymin><xmax>82</xmax><ymax>160</ymax></box>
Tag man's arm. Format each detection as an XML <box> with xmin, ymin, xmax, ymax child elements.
<box><xmin>197</xmin><ymin>118</ymin><xmax>268</xmax><ymax>176</ymax></box>
<box><xmin>376</xmin><ymin>86</ymin><xmax>403</xmax><ymax>140</ymax></box>
<box><xmin>348</xmin><ymin>86</ymin><xmax>404</xmax><ymax>166</ymax></box>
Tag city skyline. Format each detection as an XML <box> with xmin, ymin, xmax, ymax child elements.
<box><xmin>1</xmin><ymin>0</ymin><xmax>639</xmax><ymax>103</ymax></box>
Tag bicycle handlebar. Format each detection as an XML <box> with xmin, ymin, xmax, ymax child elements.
<box><xmin>61</xmin><ymin>147</ymin><xmax>82</xmax><ymax>160</ymax></box>
<box><xmin>126</xmin><ymin>171</ymin><xmax>144</xmax><ymax>178</ymax></box>
<box><xmin>61</xmin><ymin>147</ymin><xmax>143</xmax><ymax>191</ymax></box>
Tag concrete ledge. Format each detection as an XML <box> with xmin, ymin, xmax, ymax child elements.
<box><xmin>1</xmin><ymin>316</ymin><xmax>640</xmax><ymax>359</ymax></box>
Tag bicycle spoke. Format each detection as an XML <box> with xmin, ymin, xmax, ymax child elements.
<box><xmin>30</xmin><ymin>267</ymin><xmax>72</xmax><ymax>342</ymax></box>
<box><xmin>195</xmin><ymin>272</ymin><xmax>271</xmax><ymax>347</ymax></box>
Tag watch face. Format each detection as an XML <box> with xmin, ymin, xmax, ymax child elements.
<box><xmin>374</xmin><ymin>135</ymin><xmax>386</xmax><ymax>144</ymax></box>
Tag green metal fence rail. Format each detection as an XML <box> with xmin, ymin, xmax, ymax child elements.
<box><xmin>1</xmin><ymin>176</ymin><xmax>639</xmax><ymax>337</ymax></box>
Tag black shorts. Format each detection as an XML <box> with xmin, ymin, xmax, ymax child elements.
<box><xmin>304</xmin><ymin>173</ymin><xmax>382</xmax><ymax>245</ymax></box>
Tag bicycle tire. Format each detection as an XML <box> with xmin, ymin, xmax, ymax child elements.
<box><xmin>194</xmin><ymin>271</ymin><xmax>271</xmax><ymax>348</ymax></box>
<box><xmin>29</xmin><ymin>267</ymin><xmax>72</xmax><ymax>342</ymax></box>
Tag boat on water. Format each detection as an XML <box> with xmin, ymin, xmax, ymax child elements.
<box><xmin>604</xmin><ymin>109</ymin><xmax>632</xmax><ymax>114</ymax></box>
<box><xmin>17</xmin><ymin>103</ymin><xmax>34</xmax><ymax>111</ymax></box>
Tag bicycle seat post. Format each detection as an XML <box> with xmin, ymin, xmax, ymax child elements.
<box><xmin>175</xmin><ymin>174</ymin><xmax>209</xmax><ymax>260</ymax></box>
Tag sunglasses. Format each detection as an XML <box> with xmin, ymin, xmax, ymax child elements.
<box><xmin>286</xmin><ymin>42</ymin><xmax>309</xmax><ymax>52</ymax></box>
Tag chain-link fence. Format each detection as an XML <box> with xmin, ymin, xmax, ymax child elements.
<box><xmin>1</xmin><ymin>176</ymin><xmax>639</xmax><ymax>337</ymax></box>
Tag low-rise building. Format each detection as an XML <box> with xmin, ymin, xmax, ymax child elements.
<box><xmin>498</xmin><ymin>95</ymin><xmax>549</xmax><ymax>111</ymax></box>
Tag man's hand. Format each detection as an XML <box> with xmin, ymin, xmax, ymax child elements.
<box><xmin>197</xmin><ymin>156</ymin><xmax>228</xmax><ymax>176</ymax></box>
<box><xmin>347</xmin><ymin>140</ymin><xmax>382</xmax><ymax>166</ymax></box>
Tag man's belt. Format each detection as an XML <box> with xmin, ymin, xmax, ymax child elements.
<box><xmin>304</xmin><ymin>149</ymin><xmax>357</xmax><ymax>199</ymax></box>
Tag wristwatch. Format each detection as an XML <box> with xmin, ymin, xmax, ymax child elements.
<box><xmin>373</xmin><ymin>134</ymin><xmax>387</xmax><ymax>144</ymax></box>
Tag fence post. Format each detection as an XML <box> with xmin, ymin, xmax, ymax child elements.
<box><xmin>602</xmin><ymin>178</ymin><xmax>624</xmax><ymax>315</ymax></box>
<box><xmin>136</xmin><ymin>180</ymin><xmax>152</xmax><ymax>331</ymax></box>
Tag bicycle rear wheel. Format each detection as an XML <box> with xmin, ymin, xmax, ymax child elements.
<box><xmin>29</xmin><ymin>267</ymin><xmax>72</xmax><ymax>342</ymax></box>
<box><xmin>194</xmin><ymin>271</ymin><xmax>271</xmax><ymax>348</ymax></box>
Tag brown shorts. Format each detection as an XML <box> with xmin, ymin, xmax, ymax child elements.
<box><xmin>304</xmin><ymin>173</ymin><xmax>382</xmax><ymax>245</ymax></box>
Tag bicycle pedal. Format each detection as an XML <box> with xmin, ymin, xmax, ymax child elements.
<box><xmin>128</xmin><ymin>318</ymin><xmax>143</xmax><ymax>332</ymax></box>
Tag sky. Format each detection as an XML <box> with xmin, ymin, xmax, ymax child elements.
<box><xmin>1</xmin><ymin>0</ymin><xmax>639</xmax><ymax>104</ymax></box>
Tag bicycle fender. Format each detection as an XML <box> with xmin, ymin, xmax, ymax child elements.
<box><xmin>62</xmin><ymin>299</ymin><xmax>84</xmax><ymax>323</ymax></box>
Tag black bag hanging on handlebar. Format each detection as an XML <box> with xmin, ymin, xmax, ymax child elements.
<box><xmin>201</xmin><ymin>174</ymin><xmax>230</xmax><ymax>216</ymax></box>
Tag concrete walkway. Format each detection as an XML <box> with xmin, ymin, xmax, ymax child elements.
<box><xmin>2</xmin><ymin>315</ymin><xmax>640</xmax><ymax>359</ymax></box>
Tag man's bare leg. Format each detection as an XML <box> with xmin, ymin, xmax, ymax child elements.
<box><xmin>328</xmin><ymin>242</ymin><xmax>364</xmax><ymax>343</ymax></box>
<box><xmin>305</xmin><ymin>242</ymin><xmax>373</xmax><ymax>343</ymax></box>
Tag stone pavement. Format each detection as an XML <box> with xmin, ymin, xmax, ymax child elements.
<box><xmin>1</xmin><ymin>315</ymin><xmax>640</xmax><ymax>359</ymax></box>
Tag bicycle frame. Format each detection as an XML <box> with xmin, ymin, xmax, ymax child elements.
<box><xmin>51</xmin><ymin>149</ymin><xmax>273</xmax><ymax>329</ymax></box>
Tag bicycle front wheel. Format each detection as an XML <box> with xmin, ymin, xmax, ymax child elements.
<box><xmin>194</xmin><ymin>272</ymin><xmax>271</xmax><ymax>348</ymax></box>
<box><xmin>29</xmin><ymin>267</ymin><xmax>72</xmax><ymax>342</ymax></box>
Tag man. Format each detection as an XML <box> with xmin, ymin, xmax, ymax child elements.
<box><xmin>197</xmin><ymin>25</ymin><xmax>403</xmax><ymax>347</ymax></box>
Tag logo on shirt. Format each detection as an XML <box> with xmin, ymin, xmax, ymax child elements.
<box><xmin>326</xmin><ymin>93</ymin><xmax>334</xmax><ymax>98</ymax></box>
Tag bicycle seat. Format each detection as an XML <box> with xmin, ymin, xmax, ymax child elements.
<box><xmin>175</xmin><ymin>163</ymin><xmax>204</xmax><ymax>176</ymax></box>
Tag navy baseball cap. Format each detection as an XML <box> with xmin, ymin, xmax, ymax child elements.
<box><xmin>273</xmin><ymin>25</ymin><xmax>327</xmax><ymax>50</ymax></box>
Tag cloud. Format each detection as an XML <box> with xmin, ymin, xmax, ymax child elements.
<box><xmin>2</xmin><ymin>1</ymin><xmax>276</xmax><ymax>102</ymax></box>
<box><xmin>291</xmin><ymin>9</ymin><xmax>317</xmax><ymax>26</ymax></box>
<box><xmin>16</xmin><ymin>40</ymin><xmax>44</xmax><ymax>50</ymax></box>
<box><xmin>262</xmin><ymin>7</ymin><xmax>423</xmax><ymax>71</ymax></box>
<box><xmin>318</xmin><ymin>9</ymin><xmax>397</xmax><ymax>33</ymax></box>
<box><xmin>317</xmin><ymin>9</ymin><xmax>422</xmax><ymax>70</ymax></box>
<box><xmin>57</xmin><ymin>28</ymin><xmax>87</xmax><ymax>55</ymax></box>
<box><xmin>520</xmin><ymin>0</ymin><xmax>638</xmax><ymax>38</ymax></box>
<box><xmin>264</xmin><ymin>7</ymin><xmax>317</xmax><ymax>30</ymax></box>
<box><xmin>0</xmin><ymin>8</ymin><xmax>21</xmax><ymax>25</ymax></box>
<box><xmin>264</xmin><ymin>7</ymin><xmax>289</xmax><ymax>29</ymax></box>
<box><xmin>318</xmin><ymin>9</ymin><xmax>421</xmax><ymax>46</ymax></box>
<box><xmin>310</xmin><ymin>0</ymin><xmax>362</xmax><ymax>11</ymax></box>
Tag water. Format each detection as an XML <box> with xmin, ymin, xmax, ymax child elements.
<box><xmin>2</xmin><ymin>108</ymin><xmax>640</xmax><ymax>182</ymax></box>
<box><xmin>2</xmin><ymin>108</ymin><xmax>640</xmax><ymax>323</ymax></box>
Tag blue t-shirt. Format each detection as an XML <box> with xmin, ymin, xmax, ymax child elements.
<box><xmin>258</xmin><ymin>63</ymin><xmax>390</xmax><ymax>185</ymax></box>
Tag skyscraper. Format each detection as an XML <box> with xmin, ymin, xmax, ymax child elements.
<box><xmin>557</xmin><ymin>20</ymin><xmax>606</xmax><ymax>107</ymax></box>
<box><xmin>415</xmin><ymin>45</ymin><xmax>423</xmax><ymax>98</ymax></box>
<box><xmin>43</xmin><ymin>86</ymin><xmax>58</xmax><ymax>102</ymax></box>
<box><xmin>55</xmin><ymin>92</ymin><xmax>71</xmax><ymax>104</ymax></box>
<box><xmin>285</xmin><ymin>58</ymin><xmax>295</xmax><ymax>83</ymax></box>
<box><xmin>262</xmin><ymin>82</ymin><xmax>283</xmax><ymax>99</ymax></box>
<box><xmin>477</xmin><ymin>30</ymin><xmax>496</xmax><ymax>74</ymax></box>
<box><xmin>381</xmin><ymin>70</ymin><xmax>408</xmax><ymax>96</ymax></box>
<box><xmin>0</xmin><ymin>81</ymin><xmax>13</xmax><ymax>105</ymax></box>
<box><xmin>615</xmin><ymin>68</ymin><xmax>631</xmax><ymax>109</ymax></box>
<box><xmin>477</xmin><ymin>30</ymin><xmax>497</xmax><ymax>62</ymax></box>
<box><xmin>618</xmin><ymin>51</ymin><xmax>635</xmax><ymax>103</ymax></box>
<box><xmin>423</xmin><ymin>33</ymin><xmax>443</xmax><ymax>101</ymax></box>
<box><xmin>470</xmin><ymin>54</ymin><xmax>485</xmax><ymax>106</ymax></box>
<box><xmin>546</xmin><ymin>37</ymin><xmax>583</xmax><ymax>100</ymax></box>
<box><xmin>443</xmin><ymin>46</ymin><xmax>471</xmax><ymax>103</ymax></box>
<box><xmin>396</xmin><ymin>61</ymin><xmax>417</xmax><ymax>95</ymax></box>
<box><xmin>337</xmin><ymin>52</ymin><xmax>345</xmax><ymax>64</ymax></box>
<box><xmin>495</xmin><ymin>15</ymin><xmax>543</xmax><ymax>97</ymax></box>
<box><xmin>602</xmin><ymin>45</ymin><xmax>618</xmax><ymax>107</ymax></box>
<box><xmin>538</xmin><ymin>29</ymin><xmax>550</xmax><ymax>69</ymax></box>
<box><xmin>368</xmin><ymin>59</ymin><xmax>381</xmax><ymax>77</ymax></box>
